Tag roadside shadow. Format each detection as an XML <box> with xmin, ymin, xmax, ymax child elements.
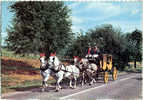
<box><xmin>136</xmin><ymin>77</ymin><xmax>143</xmax><ymax>81</ymax></box>
<box><xmin>125</xmin><ymin>70</ymin><xmax>142</xmax><ymax>74</ymax></box>
<box><xmin>9</xmin><ymin>78</ymin><xmax>77</xmax><ymax>93</ymax></box>
<box><xmin>132</xmin><ymin>77</ymin><xmax>143</xmax><ymax>81</ymax></box>
<box><xmin>10</xmin><ymin>86</ymin><xmax>41</xmax><ymax>92</ymax></box>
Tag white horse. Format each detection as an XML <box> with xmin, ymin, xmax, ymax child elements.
<box><xmin>74</xmin><ymin>56</ymin><xmax>86</xmax><ymax>86</ymax></box>
<box><xmin>74</xmin><ymin>57</ymin><xmax>97</xmax><ymax>85</ymax></box>
<box><xmin>40</xmin><ymin>54</ymin><xmax>80</xmax><ymax>92</ymax></box>
<box><xmin>85</xmin><ymin>63</ymin><xmax>97</xmax><ymax>85</ymax></box>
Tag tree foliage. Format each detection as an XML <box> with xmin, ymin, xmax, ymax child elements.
<box><xmin>6</xmin><ymin>1</ymin><xmax>73</xmax><ymax>57</ymax></box>
<box><xmin>125</xmin><ymin>29</ymin><xmax>142</xmax><ymax>68</ymax></box>
<box><xmin>67</xmin><ymin>24</ymin><xmax>126</xmax><ymax>56</ymax></box>
<box><xmin>66</xmin><ymin>33</ymin><xmax>91</xmax><ymax>57</ymax></box>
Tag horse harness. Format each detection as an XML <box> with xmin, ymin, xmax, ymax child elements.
<box><xmin>51</xmin><ymin>56</ymin><xmax>78</xmax><ymax>74</ymax></box>
<box><xmin>40</xmin><ymin>56</ymin><xmax>79</xmax><ymax>74</ymax></box>
<box><xmin>40</xmin><ymin>63</ymin><xmax>49</xmax><ymax>71</ymax></box>
<box><xmin>41</xmin><ymin>62</ymin><xmax>72</xmax><ymax>74</ymax></box>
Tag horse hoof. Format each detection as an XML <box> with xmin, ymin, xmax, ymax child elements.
<box><xmin>41</xmin><ymin>88</ymin><xmax>45</xmax><ymax>92</ymax></box>
<box><xmin>81</xmin><ymin>83</ymin><xmax>84</xmax><ymax>86</ymax></box>
<box><xmin>55</xmin><ymin>89</ymin><xmax>60</xmax><ymax>92</ymax></box>
<box><xmin>55</xmin><ymin>90</ymin><xmax>59</xmax><ymax>92</ymax></box>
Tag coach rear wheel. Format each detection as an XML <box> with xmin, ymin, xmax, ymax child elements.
<box><xmin>104</xmin><ymin>71</ymin><xmax>108</xmax><ymax>83</ymax></box>
<box><xmin>112</xmin><ymin>67</ymin><xmax>117</xmax><ymax>81</ymax></box>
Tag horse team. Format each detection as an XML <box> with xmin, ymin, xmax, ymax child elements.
<box><xmin>40</xmin><ymin>53</ymin><xmax>99</xmax><ymax>92</ymax></box>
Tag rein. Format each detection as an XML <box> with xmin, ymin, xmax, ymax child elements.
<box><xmin>54</xmin><ymin>63</ymin><xmax>80</xmax><ymax>74</ymax></box>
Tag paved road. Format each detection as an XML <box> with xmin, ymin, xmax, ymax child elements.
<box><xmin>2</xmin><ymin>73</ymin><xmax>142</xmax><ymax>100</ymax></box>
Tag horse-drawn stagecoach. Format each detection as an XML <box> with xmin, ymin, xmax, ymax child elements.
<box><xmin>39</xmin><ymin>52</ymin><xmax>118</xmax><ymax>92</ymax></box>
<box><xmin>84</xmin><ymin>45</ymin><xmax>117</xmax><ymax>83</ymax></box>
<box><xmin>96</xmin><ymin>54</ymin><xmax>118</xmax><ymax>83</ymax></box>
<box><xmin>86</xmin><ymin>53</ymin><xmax>118</xmax><ymax>83</ymax></box>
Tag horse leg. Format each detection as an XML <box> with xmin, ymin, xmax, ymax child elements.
<box><xmin>89</xmin><ymin>77</ymin><xmax>94</xmax><ymax>85</ymax></box>
<box><xmin>82</xmin><ymin>73</ymin><xmax>86</xmax><ymax>85</ymax></box>
<box><xmin>89</xmin><ymin>72</ymin><xmax>96</xmax><ymax>85</ymax></box>
<box><xmin>92</xmin><ymin>76</ymin><xmax>96</xmax><ymax>83</ymax></box>
<box><xmin>69</xmin><ymin>79</ymin><xmax>73</xmax><ymax>88</ymax></box>
<box><xmin>81</xmin><ymin>73</ymin><xmax>85</xmax><ymax>86</ymax></box>
<box><xmin>56</xmin><ymin>75</ymin><xmax>63</xmax><ymax>92</ymax></box>
<box><xmin>42</xmin><ymin>74</ymin><xmax>50</xmax><ymax>92</ymax></box>
<box><xmin>86</xmin><ymin>71</ymin><xmax>91</xmax><ymax>84</ymax></box>
<box><xmin>42</xmin><ymin>81</ymin><xmax>46</xmax><ymax>92</ymax></box>
<box><xmin>89</xmin><ymin>72</ymin><xmax>94</xmax><ymax>85</ymax></box>
<box><xmin>73</xmin><ymin>77</ymin><xmax>77</xmax><ymax>89</ymax></box>
<box><xmin>93</xmin><ymin>72</ymin><xmax>97</xmax><ymax>83</ymax></box>
<box><xmin>85</xmin><ymin>72</ymin><xmax>89</xmax><ymax>84</ymax></box>
<box><xmin>96</xmin><ymin>71</ymin><xmax>99</xmax><ymax>81</ymax></box>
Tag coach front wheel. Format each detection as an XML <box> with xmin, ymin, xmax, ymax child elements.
<box><xmin>104</xmin><ymin>71</ymin><xmax>108</xmax><ymax>83</ymax></box>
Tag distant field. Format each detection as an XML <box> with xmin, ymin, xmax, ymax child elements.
<box><xmin>2</xmin><ymin>48</ymin><xmax>40</xmax><ymax>59</ymax></box>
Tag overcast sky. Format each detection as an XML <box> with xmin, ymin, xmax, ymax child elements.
<box><xmin>1</xmin><ymin>1</ymin><xmax>142</xmax><ymax>45</ymax></box>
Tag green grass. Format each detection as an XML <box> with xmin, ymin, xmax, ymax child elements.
<box><xmin>1</xmin><ymin>76</ymin><xmax>20</xmax><ymax>93</ymax></box>
<box><xmin>2</xmin><ymin>48</ymin><xmax>39</xmax><ymax>59</ymax></box>
<box><xmin>1</xmin><ymin>80</ymin><xmax>41</xmax><ymax>93</ymax></box>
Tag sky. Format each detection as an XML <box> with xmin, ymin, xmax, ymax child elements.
<box><xmin>65</xmin><ymin>1</ymin><xmax>142</xmax><ymax>34</ymax></box>
<box><xmin>1</xmin><ymin>1</ymin><xmax>142</xmax><ymax>45</ymax></box>
<box><xmin>2</xmin><ymin>1</ymin><xmax>14</xmax><ymax>45</ymax></box>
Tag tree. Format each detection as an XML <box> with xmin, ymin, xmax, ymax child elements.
<box><xmin>6</xmin><ymin>1</ymin><xmax>73</xmax><ymax>57</ymax></box>
<box><xmin>66</xmin><ymin>30</ymin><xmax>92</xmax><ymax>58</ymax></box>
<box><xmin>125</xmin><ymin>29</ymin><xmax>142</xmax><ymax>68</ymax></box>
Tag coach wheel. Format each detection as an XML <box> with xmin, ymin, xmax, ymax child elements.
<box><xmin>112</xmin><ymin>67</ymin><xmax>117</xmax><ymax>81</ymax></box>
<box><xmin>104</xmin><ymin>71</ymin><xmax>108</xmax><ymax>83</ymax></box>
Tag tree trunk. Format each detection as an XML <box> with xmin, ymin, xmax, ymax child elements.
<box><xmin>134</xmin><ymin>58</ymin><xmax>136</xmax><ymax>68</ymax></box>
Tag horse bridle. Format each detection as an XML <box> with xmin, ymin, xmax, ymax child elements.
<box><xmin>49</xmin><ymin>56</ymin><xmax>63</xmax><ymax>72</ymax></box>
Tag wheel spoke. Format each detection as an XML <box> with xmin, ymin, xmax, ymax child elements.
<box><xmin>112</xmin><ymin>67</ymin><xmax>117</xmax><ymax>80</ymax></box>
<box><xmin>104</xmin><ymin>71</ymin><xmax>108</xmax><ymax>83</ymax></box>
